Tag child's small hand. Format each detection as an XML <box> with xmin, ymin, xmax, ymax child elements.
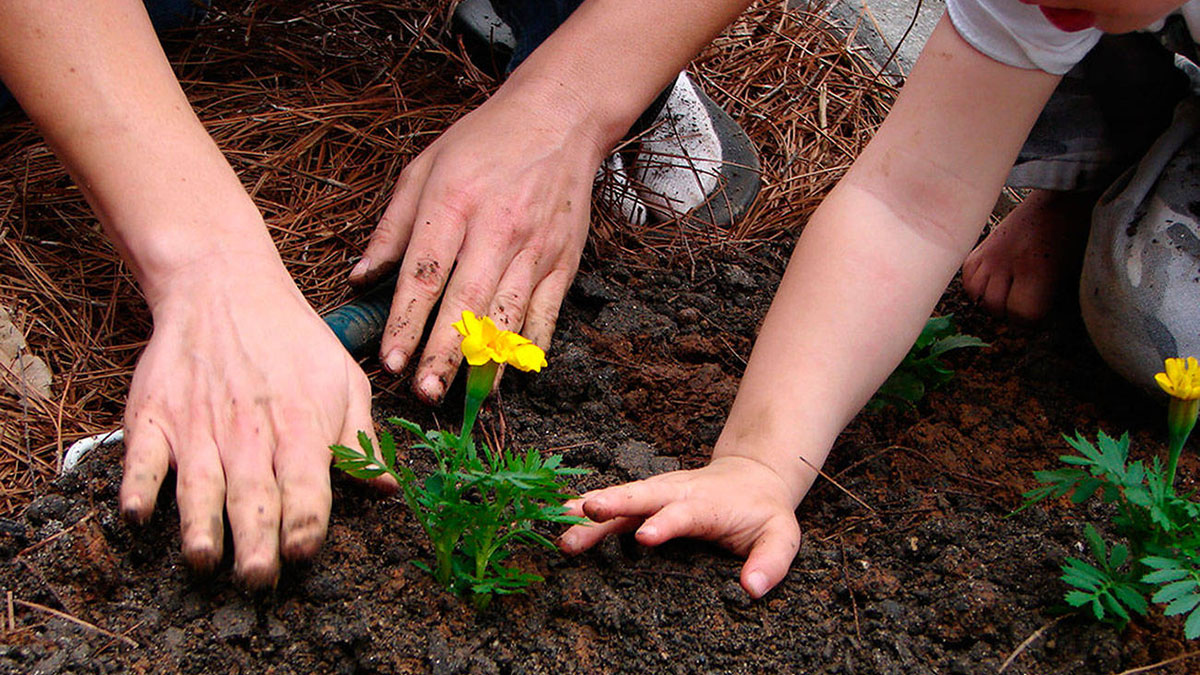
<box><xmin>558</xmin><ymin>456</ymin><xmax>801</xmax><ymax>598</ymax></box>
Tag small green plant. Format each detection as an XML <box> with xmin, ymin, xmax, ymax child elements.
<box><xmin>332</xmin><ymin>311</ymin><xmax>586</xmax><ymax>608</ymax></box>
<box><xmin>1020</xmin><ymin>357</ymin><xmax>1200</xmax><ymax>637</ymax></box>
<box><xmin>868</xmin><ymin>314</ymin><xmax>988</xmax><ymax>410</ymax></box>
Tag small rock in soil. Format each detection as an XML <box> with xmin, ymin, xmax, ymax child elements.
<box><xmin>469</xmin><ymin>654</ymin><xmax>500</xmax><ymax>675</ymax></box>
<box><xmin>676</xmin><ymin>306</ymin><xmax>702</xmax><ymax>325</ymax></box>
<box><xmin>720</xmin><ymin>264</ymin><xmax>757</xmax><ymax>290</ymax></box>
<box><xmin>162</xmin><ymin>626</ymin><xmax>186</xmax><ymax>652</ymax></box>
<box><xmin>719</xmin><ymin>579</ymin><xmax>752</xmax><ymax>608</ymax></box>
<box><xmin>212</xmin><ymin>601</ymin><xmax>256</xmax><ymax>641</ymax></box>
<box><xmin>613</xmin><ymin>441</ymin><xmax>680</xmax><ymax>480</ymax></box>
<box><xmin>571</xmin><ymin>273</ymin><xmax>620</xmax><ymax>305</ymax></box>
<box><xmin>595</xmin><ymin>300</ymin><xmax>676</xmax><ymax>340</ymax></box>
<box><xmin>30</xmin><ymin>648</ymin><xmax>68</xmax><ymax>675</ymax></box>
<box><xmin>266</xmin><ymin>615</ymin><xmax>289</xmax><ymax>644</ymax></box>
<box><xmin>301</xmin><ymin>569</ymin><xmax>349</xmax><ymax>602</ymax></box>
<box><xmin>427</xmin><ymin>631</ymin><xmax>467</xmax><ymax>675</ymax></box>
<box><xmin>24</xmin><ymin>494</ymin><xmax>71</xmax><ymax>525</ymax></box>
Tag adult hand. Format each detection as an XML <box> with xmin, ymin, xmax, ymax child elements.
<box><xmin>351</xmin><ymin>85</ymin><xmax>604</xmax><ymax>403</ymax></box>
<box><xmin>557</xmin><ymin>456</ymin><xmax>802</xmax><ymax>598</ymax></box>
<box><xmin>117</xmin><ymin>252</ymin><xmax>386</xmax><ymax>588</ymax></box>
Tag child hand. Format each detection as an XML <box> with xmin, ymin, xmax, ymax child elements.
<box><xmin>558</xmin><ymin>456</ymin><xmax>801</xmax><ymax>598</ymax></box>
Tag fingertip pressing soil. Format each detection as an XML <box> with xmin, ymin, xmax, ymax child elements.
<box><xmin>3</xmin><ymin>241</ymin><xmax>1196</xmax><ymax>674</ymax></box>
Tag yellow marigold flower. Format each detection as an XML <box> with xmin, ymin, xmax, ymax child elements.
<box><xmin>1156</xmin><ymin>357</ymin><xmax>1200</xmax><ymax>401</ymax></box>
<box><xmin>452</xmin><ymin>311</ymin><xmax>547</xmax><ymax>372</ymax></box>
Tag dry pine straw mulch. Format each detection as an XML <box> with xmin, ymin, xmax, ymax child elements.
<box><xmin>0</xmin><ymin>0</ymin><xmax>895</xmax><ymax>517</ymax></box>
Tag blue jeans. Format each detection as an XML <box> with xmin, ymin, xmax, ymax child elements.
<box><xmin>0</xmin><ymin>0</ymin><xmax>210</xmax><ymax>109</ymax></box>
<box><xmin>492</xmin><ymin>0</ymin><xmax>583</xmax><ymax>73</ymax></box>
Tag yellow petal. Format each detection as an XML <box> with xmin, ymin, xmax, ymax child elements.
<box><xmin>453</xmin><ymin>310</ymin><xmax>481</xmax><ymax>338</ymax></box>
<box><xmin>508</xmin><ymin>342</ymin><xmax>547</xmax><ymax>372</ymax></box>
<box><xmin>1167</xmin><ymin>357</ymin><xmax>1184</xmax><ymax>384</ymax></box>
<box><xmin>460</xmin><ymin>333</ymin><xmax>493</xmax><ymax>366</ymax></box>
<box><xmin>479</xmin><ymin>315</ymin><xmax>500</xmax><ymax>346</ymax></box>
<box><xmin>1157</xmin><ymin>372</ymin><xmax>1175</xmax><ymax>396</ymax></box>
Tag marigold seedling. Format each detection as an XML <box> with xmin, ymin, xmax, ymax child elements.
<box><xmin>332</xmin><ymin>311</ymin><xmax>586</xmax><ymax>609</ymax></box>
<box><xmin>867</xmin><ymin>314</ymin><xmax>987</xmax><ymax>410</ymax></box>
<box><xmin>1019</xmin><ymin>357</ymin><xmax>1200</xmax><ymax>638</ymax></box>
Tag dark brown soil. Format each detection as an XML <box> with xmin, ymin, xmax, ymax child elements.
<box><xmin>3</xmin><ymin>240</ymin><xmax>1198</xmax><ymax>674</ymax></box>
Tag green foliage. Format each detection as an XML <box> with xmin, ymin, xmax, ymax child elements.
<box><xmin>1021</xmin><ymin>430</ymin><xmax>1200</xmax><ymax>637</ymax></box>
<box><xmin>868</xmin><ymin>314</ymin><xmax>988</xmax><ymax>411</ymax></box>
<box><xmin>332</xmin><ymin>417</ymin><xmax>587</xmax><ymax>609</ymax></box>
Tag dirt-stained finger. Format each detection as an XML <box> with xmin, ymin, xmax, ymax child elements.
<box><xmin>487</xmin><ymin>247</ymin><xmax>550</xmax><ymax>333</ymax></box>
<box><xmin>580</xmin><ymin>479</ymin><xmax>678</xmax><ymax>523</ymax></box>
<box><xmin>338</xmin><ymin>373</ymin><xmax>398</xmax><ymax>494</ymax></box>
<box><xmin>521</xmin><ymin>266</ymin><xmax>575</xmax><ymax>350</ymax></box>
<box><xmin>118</xmin><ymin>413</ymin><xmax>171</xmax><ymax>525</ymax></box>
<box><xmin>353</xmin><ymin>160</ymin><xmax>431</xmax><ymax>286</ymax></box>
<box><xmin>633</xmin><ymin>500</ymin><xmax>721</xmax><ymax>547</ymax></box>
<box><xmin>409</xmin><ymin>240</ymin><xmax>513</xmax><ymax>403</ymax></box>
<box><xmin>172</xmin><ymin>437</ymin><xmax>227</xmax><ymax>574</ymax></box>
<box><xmin>274</xmin><ymin>413</ymin><xmax>333</xmax><ymax>563</ymax></box>
<box><xmin>220</xmin><ymin>412</ymin><xmax>282</xmax><ymax>590</ymax></box>
<box><xmin>379</xmin><ymin>203</ymin><xmax>468</xmax><ymax>377</ymax></box>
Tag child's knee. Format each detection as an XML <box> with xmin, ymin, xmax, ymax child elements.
<box><xmin>1080</xmin><ymin>100</ymin><xmax>1200</xmax><ymax>389</ymax></box>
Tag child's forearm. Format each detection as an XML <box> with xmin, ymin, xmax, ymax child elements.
<box><xmin>0</xmin><ymin>0</ymin><xmax>280</xmax><ymax>308</ymax></box>
<box><xmin>712</xmin><ymin>16</ymin><xmax>1062</xmax><ymax>505</ymax></box>
<box><xmin>711</xmin><ymin>182</ymin><xmax>977</xmax><ymax>504</ymax></box>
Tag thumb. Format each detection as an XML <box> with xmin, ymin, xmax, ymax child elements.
<box><xmin>739</xmin><ymin>516</ymin><xmax>802</xmax><ymax>599</ymax></box>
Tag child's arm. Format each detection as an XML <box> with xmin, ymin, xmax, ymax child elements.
<box><xmin>559</xmin><ymin>15</ymin><xmax>1062</xmax><ymax>597</ymax></box>
<box><xmin>0</xmin><ymin>0</ymin><xmax>383</xmax><ymax>587</ymax></box>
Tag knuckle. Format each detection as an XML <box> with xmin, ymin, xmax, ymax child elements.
<box><xmin>452</xmin><ymin>280</ymin><xmax>493</xmax><ymax>313</ymax></box>
<box><xmin>368</xmin><ymin>222</ymin><xmax>401</xmax><ymax>252</ymax></box>
<box><xmin>430</xmin><ymin>185</ymin><xmax>475</xmax><ymax>218</ymax></box>
<box><xmin>406</xmin><ymin>256</ymin><xmax>447</xmax><ymax>299</ymax></box>
<box><xmin>491</xmin><ymin>217</ymin><xmax>525</xmax><ymax>249</ymax></box>
<box><xmin>394</xmin><ymin>159</ymin><xmax>429</xmax><ymax>198</ymax></box>
<box><xmin>177</xmin><ymin>466</ymin><xmax>222</xmax><ymax>494</ymax></box>
<box><xmin>491</xmin><ymin>289</ymin><xmax>526</xmax><ymax>322</ymax></box>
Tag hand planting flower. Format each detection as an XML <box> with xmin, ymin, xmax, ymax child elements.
<box><xmin>331</xmin><ymin>311</ymin><xmax>582</xmax><ymax>608</ymax></box>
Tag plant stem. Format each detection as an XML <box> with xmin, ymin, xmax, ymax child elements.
<box><xmin>1166</xmin><ymin>398</ymin><xmax>1199</xmax><ymax>490</ymax></box>
<box><xmin>461</xmin><ymin>361</ymin><xmax>499</xmax><ymax>439</ymax></box>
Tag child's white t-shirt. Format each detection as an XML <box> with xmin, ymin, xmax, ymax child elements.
<box><xmin>946</xmin><ymin>0</ymin><xmax>1200</xmax><ymax>74</ymax></box>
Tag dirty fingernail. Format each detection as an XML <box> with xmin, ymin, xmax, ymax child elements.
<box><xmin>637</xmin><ymin>525</ymin><xmax>657</xmax><ymax>540</ymax></box>
<box><xmin>416</xmin><ymin>374</ymin><xmax>444</xmax><ymax>403</ymax></box>
<box><xmin>350</xmin><ymin>256</ymin><xmax>371</xmax><ymax>280</ymax></box>
<box><xmin>745</xmin><ymin>571</ymin><xmax>768</xmax><ymax>598</ymax></box>
<box><xmin>120</xmin><ymin>498</ymin><xmax>142</xmax><ymax>519</ymax></box>
<box><xmin>383</xmin><ymin>350</ymin><xmax>406</xmax><ymax>373</ymax></box>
